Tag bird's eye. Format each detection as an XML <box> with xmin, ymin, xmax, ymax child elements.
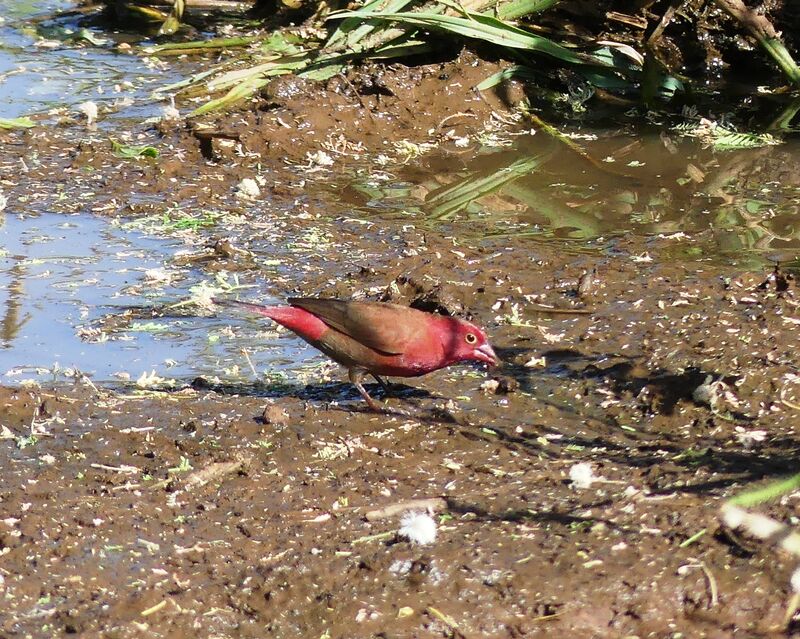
<box><xmin>465</xmin><ymin>333</ymin><xmax>477</xmax><ymax>344</ymax></box>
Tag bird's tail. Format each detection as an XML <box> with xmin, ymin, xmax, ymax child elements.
<box><xmin>212</xmin><ymin>297</ymin><xmax>327</xmax><ymax>339</ymax></box>
<box><xmin>211</xmin><ymin>297</ymin><xmax>280</xmax><ymax>319</ymax></box>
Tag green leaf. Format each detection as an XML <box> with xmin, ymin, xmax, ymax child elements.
<box><xmin>110</xmin><ymin>139</ymin><xmax>160</xmax><ymax>159</ymax></box>
<box><xmin>0</xmin><ymin>116</ymin><xmax>35</xmax><ymax>129</ymax></box>
<box><xmin>674</xmin><ymin>120</ymin><xmax>780</xmax><ymax>150</ymax></box>
<box><xmin>494</xmin><ymin>0</ymin><xmax>558</xmax><ymax>20</ymax></box>
<box><xmin>75</xmin><ymin>28</ymin><xmax>108</xmax><ymax>46</ymax></box>
<box><xmin>299</xmin><ymin>59</ymin><xmax>346</xmax><ymax>81</ymax></box>
<box><xmin>713</xmin><ymin>130</ymin><xmax>780</xmax><ymax>150</ymax></box>
<box><xmin>158</xmin><ymin>0</ymin><xmax>185</xmax><ymax>36</ymax></box>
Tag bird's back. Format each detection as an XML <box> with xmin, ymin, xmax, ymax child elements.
<box><xmin>289</xmin><ymin>298</ymin><xmax>433</xmax><ymax>356</ymax></box>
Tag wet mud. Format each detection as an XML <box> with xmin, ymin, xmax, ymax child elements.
<box><xmin>1</xmin><ymin>53</ymin><xmax>800</xmax><ymax>638</ymax></box>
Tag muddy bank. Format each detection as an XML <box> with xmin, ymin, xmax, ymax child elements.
<box><xmin>2</xmin><ymin>50</ymin><xmax>520</xmax><ymax>207</ymax></box>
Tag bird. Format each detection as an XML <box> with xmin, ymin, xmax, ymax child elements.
<box><xmin>212</xmin><ymin>296</ymin><xmax>499</xmax><ymax>411</ymax></box>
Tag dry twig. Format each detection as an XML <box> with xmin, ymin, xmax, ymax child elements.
<box><xmin>365</xmin><ymin>497</ymin><xmax>448</xmax><ymax>521</ymax></box>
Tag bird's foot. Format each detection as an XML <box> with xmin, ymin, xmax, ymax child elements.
<box><xmin>372</xmin><ymin>374</ymin><xmax>392</xmax><ymax>395</ymax></box>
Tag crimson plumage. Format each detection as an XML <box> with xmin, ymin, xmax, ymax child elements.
<box><xmin>212</xmin><ymin>297</ymin><xmax>498</xmax><ymax>410</ymax></box>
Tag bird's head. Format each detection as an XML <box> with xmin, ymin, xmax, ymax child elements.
<box><xmin>443</xmin><ymin>317</ymin><xmax>499</xmax><ymax>367</ymax></box>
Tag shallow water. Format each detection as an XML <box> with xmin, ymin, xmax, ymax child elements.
<box><xmin>0</xmin><ymin>0</ymin><xmax>180</xmax><ymax>119</ymax></box>
<box><xmin>0</xmin><ymin>1</ymin><xmax>324</xmax><ymax>385</ymax></box>
<box><xmin>0</xmin><ymin>212</ymin><xmax>320</xmax><ymax>384</ymax></box>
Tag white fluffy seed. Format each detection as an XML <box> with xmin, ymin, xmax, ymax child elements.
<box><xmin>569</xmin><ymin>462</ymin><xmax>596</xmax><ymax>489</ymax></box>
<box><xmin>77</xmin><ymin>101</ymin><xmax>98</xmax><ymax>125</ymax></box>
<box><xmin>398</xmin><ymin>511</ymin><xmax>437</xmax><ymax>545</ymax></box>
<box><xmin>235</xmin><ymin>178</ymin><xmax>260</xmax><ymax>200</ymax></box>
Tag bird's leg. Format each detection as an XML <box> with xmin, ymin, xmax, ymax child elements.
<box><xmin>349</xmin><ymin>368</ymin><xmax>382</xmax><ymax>412</ymax></box>
<box><xmin>372</xmin><ymin>374</ymin><xmax>391</xmax><ymax>394</ymax></box>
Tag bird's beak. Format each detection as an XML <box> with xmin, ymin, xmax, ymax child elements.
<box><xmin>473</xmin><ymin>343</ymin><xmax>499</xmax><ymax>367</ymax></box>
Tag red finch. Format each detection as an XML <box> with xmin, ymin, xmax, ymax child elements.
<box><xmin>212</xmin><ymin>297</ymin><xmax>499</xmax><ymax>411</ymax></box>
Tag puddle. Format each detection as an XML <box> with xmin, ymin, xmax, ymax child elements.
<box><xmin>0</xmin><ymin>0</ymin><xmax>181</xmax><ymax>120</ymax></box>
<box><xmin>337</xmin><ymin>131</ymin><xmax>800</xmax><ymax>266</ymax></box>
<box><xmin>0</xmin><ymin>211</ymin><xmax>322</xmax><ymax>385</ymax></box>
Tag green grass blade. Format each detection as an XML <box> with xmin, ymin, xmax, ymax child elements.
<box><xmin>155</xmin><ymin>68</ymin><xmax>219</xmax><ymax>94</ymax></box>
<box><xmin>148</xmin><ymin>36</ymin><xmax>264</xmax><ymax>53</ymax></box>
<box><xmin>479</xmin><ymin>58</ymin><xmax>680</xmax><ymax>101</ymax></box>
<box><xmin>206</xmin><ymin>55</ymin><xmax>308</xmax><ymax>91</ymax></box>
<box><xmin>760</xmin><ymin>36</ymin><xmax>800</xmax><ymax>86</ymax></box>
<box><xmin>331</xmin><ymin>10</ymin><xmax>604</xmax><ymax>66</ymax></box>
<box><xmin>728</xmin><ymin>471</ymin><xmax>800</xmax><ymax>508</ymax></box>
<box><xmin>189</xmin><ymin>58</ymin><xmax>311</xmax><ymax>117</ymax></box>
<box><xmin>495</xmin><ymin>0</ymin><xmax>558</xmax><ymax>20</ymax></box>
<box><xmin>369</xmin><ymin>38</ymin><xmax>433</xmax><ymax>59</ymax></box>
<box><xmin>476</xmin><ymin>64</ymin><xmax>540</xmax><ymax>90</ymax></box>
<box><xmin>206</xmin><ymin>57</ymin><xmax>281</xmax><ymax>91</ymax></box>
<box><xmin>190</xmin><ymin>77</ymin><xmax>271</xmax><ymax>117</ymax></box>
<box><xmin>325</xmin><ymin>0</ymin><xmax>419</xmax><ymax>51</ymax></box>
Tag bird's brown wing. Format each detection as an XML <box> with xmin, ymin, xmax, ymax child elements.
<box><xmin>288</xmin><ymin>298</ymin><xmax>425</xmax><ymax>355</ymax></box>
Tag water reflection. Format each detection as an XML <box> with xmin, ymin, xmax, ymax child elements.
<box><xmin>339</xmin><ymin>131</ymin><xmax>800</xmax><ymax>260</ymax></box>
<box><xmin>0</xmin><ymin>262</ymin><xmax>29</xmax><ymax>346</ymax></box>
